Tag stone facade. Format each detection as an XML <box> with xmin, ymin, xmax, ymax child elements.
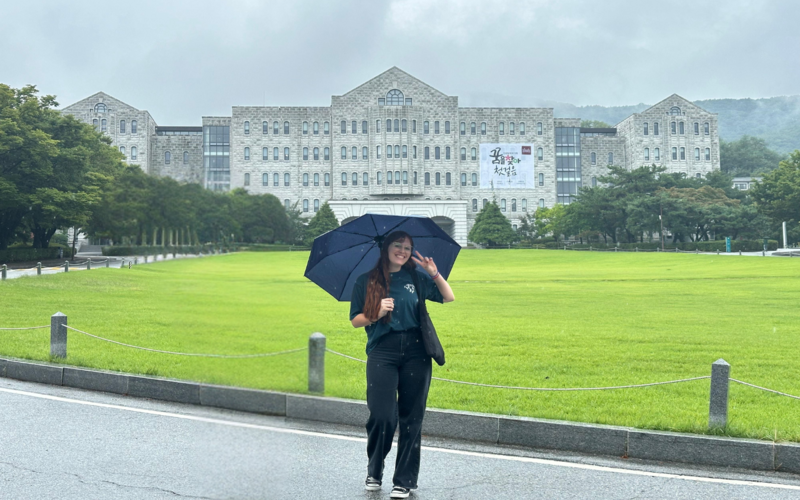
<box><xmin>61</xmin><ymin>68</ymin><xmax>721</xmax><ymax>246</ymax></box>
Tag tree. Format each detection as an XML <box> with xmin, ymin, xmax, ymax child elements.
<box><xmin>720</xmin><ymin>136</ymin><xmax>785</xmax><ymax>176</ymax></box>
<box><xmin>750</xmin><ymin>150</ymin><xmax>800</xmax><ymax>234</ymax></box>
<box><xmin>285</xmin><ymin>201</ymin><xmax>307</xmax><ymax>245</ymax></box>
<box><xmin>468</xmin><ymin>200</ymin><xmax>516</xmax><ymax>246</ymax></box>
<box><xmin>580</xmin><ymin>120</ymin><xmax>612</xmax><ymax>128</ymax></box>
<box><xmin>303</xmin><ymin>202</ymin><xmax>339</xmax><ymax>246</ymax></box>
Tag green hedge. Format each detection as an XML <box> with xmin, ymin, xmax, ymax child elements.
<box><xmin>0</xmin><ymin>246</ymin><xmax>74</xmax><ymax>264</ymax></box>
<box><xmin>234</xmin><ymin>243</ymin><xmax>311</xmax><ymax>252</ymax></box>
<box><xmin>101</xmin><ymin>245</ymin><xmax>214</xmax><ymax>257</ymax></box>
<box><xmin>563</xmin><ymin>240</ymin><xmax>779</xmax><ymax>252</ymax></box>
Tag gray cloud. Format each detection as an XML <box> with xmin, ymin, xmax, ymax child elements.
<box><xmin>1</xmin><ymin>0</ymin><xmax>797</xmax><ymax>124</ymax></box>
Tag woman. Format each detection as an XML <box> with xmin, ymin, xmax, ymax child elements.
<box><xmin>350</xmin><ymin>231</ymin><xmax>455</xmax><ymax>499</ymax></box>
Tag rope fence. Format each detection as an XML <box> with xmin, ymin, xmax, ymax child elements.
<box><xmin>0</xmin><ymin>325</ymin><xmax>50</xmax><ymax>331</ymax></box>
<box><xmin>731</xmin><ymin>378</ymin><xmax>800</xmax><ymax>401</ymax></box>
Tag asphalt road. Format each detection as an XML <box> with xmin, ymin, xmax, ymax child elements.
<box><xmin>1</xmin><ymin>377</ymin><xmax>799</xmax><ymax>499</ymax></box>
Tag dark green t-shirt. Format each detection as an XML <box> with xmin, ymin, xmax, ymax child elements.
<box><xmin>350</xmin><ymin>268</ymin><xmax>444</xmax><ymax>354</ymax></box>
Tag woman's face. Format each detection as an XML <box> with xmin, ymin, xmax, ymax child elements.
<box><xmin>387</xmin><ymin>237</ymin><xmax>412</xmax><ymax>267</ymax></box>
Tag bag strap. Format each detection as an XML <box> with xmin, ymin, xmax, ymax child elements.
<box><xmin>409</xmin><ymin>269</ymin><xmax>428</xmax><ymax>317</ymax></box>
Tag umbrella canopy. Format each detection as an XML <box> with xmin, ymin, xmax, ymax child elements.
<box><xmin>304</xmin><ymin>214</ymin><xmax>461</xmax><ymax>301</ymax></box>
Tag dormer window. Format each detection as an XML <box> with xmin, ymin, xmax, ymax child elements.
<box><xmin>95</xmin><ymin>103</ymin><xmax>107</xmax><ymax>113</ymax></box>
<box><xmin>386</xmin><ymin>89</ymin><xmax>404</xmax><ymax>106</ymax></box>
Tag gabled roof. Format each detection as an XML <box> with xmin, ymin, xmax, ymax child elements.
<box><xmin>340</xmin><ymin>67</ymin><xmax>448</xmax><ymax>98</ymax></box>
<box><xmin>60</xmin><ymin>91</ymin><xmax>141</xmax><ymax>113</ymax></box>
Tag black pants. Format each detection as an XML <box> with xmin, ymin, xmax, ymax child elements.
<box><xmin>366</xmin><ymin>329</ymin><xmax>432</xmax><ymax>488</ymax></box>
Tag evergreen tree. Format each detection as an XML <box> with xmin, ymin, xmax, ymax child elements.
<box><xmin>304</xmin><ymin>202</ymin><xmax>339</xmax><ymax>246</ymax></box>
<box><xmin>468</xmin><ymin>200</ymin><xmax>516</xmax><ymax>246</ymax></box>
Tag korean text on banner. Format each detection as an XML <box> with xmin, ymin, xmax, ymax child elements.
<box><xmin>479</xmin><ymin>143</ymin><xmax>535</xmax><ymax>189</ymax></box>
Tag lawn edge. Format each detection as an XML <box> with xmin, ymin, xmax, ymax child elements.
<box><xmin>1</xmin><ymin>355</ymin><xmax>798</xmax><ymax>475</ymax></box>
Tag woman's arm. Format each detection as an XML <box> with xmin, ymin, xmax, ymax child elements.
<box><xmin>412</xmin><ymin>251</ymin><xmax>455</xmax><ymax>303</ymax></box>
<box><xmin>351</xmin><ymin>298</ymin><xmax>394</xmax><ymax>328</ymax></box>
<box><xmin>351</xmin><ymin>313</ymin><xmax>373</xmax><ymax>328</ymax></box>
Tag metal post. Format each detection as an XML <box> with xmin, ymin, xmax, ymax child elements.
<box><xmin>64</xmin><ymin>261</ymin><xmax>69</xmax><ymax>273</ymax></box>
<box><xmin>709</xmin><ymin>359</ymin><xmax>730</xmax><ymax>429</ymax></box>
<box><xmin>50</xmin><ymin>312</ymin><xmax>67</xmax><ymax>358</ymax></box>
<box><xmin>37</xmin><ymin>262</ymin><xmax>42</xmax><ymax>275</ymax></box>
<box><xmin>308</xmin><ymin>332</ymin><xmax>326</xmax><ymax>393</ymax></box>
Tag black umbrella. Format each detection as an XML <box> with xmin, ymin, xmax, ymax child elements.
<box><xmin>304</xmin><ymin>214</ymin><xmax>461</xmax><ymax>301</ymax></box>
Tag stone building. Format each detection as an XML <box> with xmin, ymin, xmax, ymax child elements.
<box><xmin>61</xmin><ymin>68</ymin><xmax>720</xmax><ymax>246</ymax></box>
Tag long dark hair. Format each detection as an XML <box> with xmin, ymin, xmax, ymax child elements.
<box><xmin>362</xmin><ymin>231</ymin><xmax>416</xmax><ymax>323</ymax></box>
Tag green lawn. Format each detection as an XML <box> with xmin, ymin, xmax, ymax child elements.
<box><xmin>1</xmin><ymin>251</ymin><xmax>799</xmax><ymax>442</ymax></box>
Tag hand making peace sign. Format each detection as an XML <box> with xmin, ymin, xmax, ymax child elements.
<box><xmin>411</xmin><ymin>250</ymin><xmax>438</xmax><ymax>277</ymax></box>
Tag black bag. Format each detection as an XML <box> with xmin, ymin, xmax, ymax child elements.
<box><xmin>410</xmin><ymin>270</ymin><xmax>445</xmax><ymax>366</ymax></box>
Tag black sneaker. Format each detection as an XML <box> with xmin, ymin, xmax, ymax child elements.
<box><xmin>390</xmin><ymin>486</ymin><xmax>411</xmax><ymax>498</ymax></box>
<box><xmin>365</xmin><ymin>476</ymin><xmax>381</xmax><ymax>491</ymax></box>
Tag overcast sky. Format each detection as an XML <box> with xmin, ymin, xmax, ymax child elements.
<box><xmin>2</xmin><ymin>0</ymin><xmax>798</xmax><ymax>124</ymax></box>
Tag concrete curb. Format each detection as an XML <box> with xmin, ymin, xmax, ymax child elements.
<box><xmin>1</xmin><ymin>356</ymin><xmax>798</xmax><ymax>474</ymax></box>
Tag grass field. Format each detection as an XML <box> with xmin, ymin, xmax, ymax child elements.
<box><xmin>1</xmin><ymin>251</ymin><xmax>799</xmax><ymax>442</ymax></box>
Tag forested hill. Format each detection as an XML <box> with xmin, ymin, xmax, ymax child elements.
<box><xmin>551</xmin><ymin>95</ymin><xmax>800</xmax><ymax>154</ymax></box>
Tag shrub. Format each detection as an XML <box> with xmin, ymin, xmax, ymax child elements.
<box><xmin>0</xmin><ymin>246</ymin><xmax>74</xmax><ymax>264</ymax></box>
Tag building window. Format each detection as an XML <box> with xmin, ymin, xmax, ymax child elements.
<box><xmin>395</xmin><ymin>145</ymin><xmax>400</xmax><ymax>158</ymax></box>
<box><xmin>324</xmin><ymin>173</ymin><xmax>330</xmax><ymax>186</ymax></box>
<box><xmin>244</xmin><ymin>147</ymin><xmax>250</xmax><ymax>160</ymax></box>
<box><xmin>424</xmin><ymin>147</ymin><xmax>430</xmax><ymax>159</ymax></box>
<box><xmin>324</xmin><ymin>147</ymin><xmax>330</xmax><ymax>160</ymax></box>
<box><xmin>539</xmin><ymin>199</ymin><xmax>545</xmax><ymax>208</ymax></box>
<box><xmin>694</xmin><ymin>148</ymin><xmax>700</xmax><ymax>160</ymax></box>
<box><xmin>314</xmin><ymin>173</ymin><xmax>319</xmax><ymax>186</ymax></box>
<box><xmin>413</xmin><ymin>146</ymin><xmax>417</xmax><ymax>159</ymax></box>
<box><xmin>680</xmin><ymin>147</ymin><xmax>685</xmax><ymax>160</ymax></box>
<box><xmin>693</xmin><ymin>122</ymin><xmax>699</xmax><ymax>135</ymax></box>
<box><xmin>446</xmin><ymin>172</ymin><xmax>451</xmax><ymax>185</ymax></box>
<box><xmin>704</xmin><ymin>122</ymin><xmax>710</xmax><ymax>135</ymax></box>
<box><xmin>375</xmin><ymin>120</ymin><xmax>381</xmax><ymax>133</ymax></box>
<box><xmin>671</xmin><ymin>121</ymin><xmax>677</xmax><ymax>134</ymax></box>
<box><xmin>472</xmin><ymin>173</ymin><xmax>477</xmax><ymax>186</ymax></box>
<box><xmin>395</xmin><ymin>171</ymin><xmax>401</xmax><ymax>184</ymax></box>
<box><xmin>512</xmin><ymin>199</ymin><xmax>517</xmax><ymax>212</ymax></box>
<box><xmin>341</xmin><ymin>146</ymin><xmax>347</xmax><ymax>159</ymax></box>
<box><xmin>165</xmin><ymin>151</ymin><xmax>170</xmax><ymax>164</ymax></box>
<box><xmin>394</xmin><ymin>119</ymin><xmax>399</xmax><ymax>132</ymax></box>
<box><xmin>363</xmin><ymin>147</ymin><xmax>369</xmax><ymax>160</ymax></box>
<box><xmin>402</xmin><ymin>145</ymin><xmax>407</xmax><ymax>158</ymax></box>
<box><xmin>261</xmin><ymin>147</ymin><xmax>267</xmax><ymax>160</ymax></box>
<box><xmin>284</xmin><ymin>173</ymin><xmax>290</xmax><ymax>186</ymax></box>
<box><xmin>314</xmin><ymin>147</ymin><xmax>319</xmax><ymax>160</ymax></box>
<box><xmin>672</xmin><ymin>147</ymin><xmax>678</xmax><ymax>160</ymax></box>
<box><xmin>184</xmin><ymin>151</ymin><xmax>189</xmax><ymax>164</ymax></box>
<box><xmin>400</xmin><ymin>119</ymin><xmax>407</xmax><ymax>132</ymax></box>
<box><xmin>378</xmin><ymin>98</ymin><xmax>385</xmax><ymax>106</ymax></box>
<box><xmin>608</xmin><ymin>152</ymin><xmax>614</xmax><ymax>165</ymax></box>
<box><xmin>119</xmin><ymin>120</ymin><xmax>126</xmax><ymax>133</ymax></box>
<box><xmin>522</xmin><ymin>198</ymin><xmax>527</xmax><ymax>212</ymax></box>
<box><xmin>352</xmin><ymin>172</ymin><xmax>358</xmax><ymax>185</ymax></box>
<box><xmin>500</xmin><ymin>199</ymin><xmax>506</xmax><ymax>212</ymax></box>
<box><xmin>679</xmin><ymin>122</ymin><xmax>685</xmax><ymax>135</ymax></box>
<box><xmin>705</xmin><ymin>148</ymin><xmax>711</xmax><ymax>160</ymax></box>
<box><xmin>413</xmin><ymin>171</ymin><xmax>418</xmax><ymax>184</ymax></box>
<box><xmin>434</xmin><ymin>121</ymin><xmax>440</xmax><ymax>134</ymax></box>
<box><xmin>314</xmin><ymin>199</ymin><xmax>320</xmax><ymax>212</ymax></box>
<box><xmin>263</xmin><ymin>121</ymin><xmax>268</xmax><ymax>134</ymax></box>
<box><xmin>361</xmin><ymin>120</ymin><xmax>367</xmax><ymax>134</ymax></box>
<box><xmin>510</xmin><ymin>122</ymin><xmax>515</xmax><ymax>135</ymax></box>
<box><xmin>644</xmin><ymin>122</ymin><xmax>648</xmax><ymax>135</ymax></box>
<box><xmin>274</xmin><ymin>173</ymin><xmax>279</xmax><ymax>186</ymax></box>
<box><xmin>644</xmin><ymin>148</ymin><xmax>650</xmax><ymax>161</ymax></box>
<box><xmin>591</xmin><ymin>177</ymin><xmax>597</xmax><ymax>187</ymax></box>
<box><xmin>472</xmin><ymin>199</ymin><xmax>478</xmax><ymax>212</ymax></box>
<box><xmin>324</xmin><ymin>121</ymin><xmax>330</xmax><ymax>134</ymax></box>
<box><xmin>244</xmin><ymin>173</ymin><xmax>250</xmax><ymax>186</ymax></box>
<box><xmin>352</xmin><ymin>146</ymin><xmax>358</xmax><ymax>160</ymax></box>
<box><xmin>131</xmin><ymin>146</ymin><xmax>137</xmax><ymax>160</ymax></box>
<box><xmin>435</xmin><ymin>172</ymin><xmax>441</xmax><ymax>185</ymax></box>
<box><xmin>499</xmin><ymin>121</ymin><xmax>504</xmax><ymax>135</ymax></box>
<box><xmin>303</xmin><ymin>121</ymin><xmax>308</xmax><ymax>135</ymax></box>
<box><xmin>537</xmin><ymin>122</ymin><xmax>543</xmax><ymax>135</ymax></box>
<box><xmin>131</xmin><ymin>120</ymin><xmax>137</xmax><ymax>134</ymax></box>
<box><xmin>670</xmin><ymin>106</ymin><xmax>682</xmax><ymax>115</ymax></box>
<box><xmin>696</xmin><ymin>173</ymin><xmax>702</xmax><ymax>179</ymax></box>
<box><xmin>538</xmin><ymin>173</ymin><xmax>544</xmax><ymax>186</ymax></box>
<box><xmin>376</xmin><ymin>145</ymin><xmax>381</xmax><ymax>159</ymax></box>
<box><xmin>244</xmin><ymin>121</ymin><xmax>250</xmax><ymax>134</ymax></box>
<box><xmin>352</xmin><ymin>121</ymin><xmax>358</xmax><ymax>134</ymax></box>
<box><xmin>283</xmin><ymin>122</ymin><xmax>289</xmax><ymax>134</ymax></box>
<box><xmin>95</xmin><ymin>103</ymin><xmax>107</xmax><ymax>113</ymax></box>
<box><xmin>483</xmin><ymin>198</ymin><xmax>488</xmax><ymax>209</ymax></box>
<box><xmin>445</xmin><ymin>121</ymin><xmax>450</xmax><ymax>134</ymax></box>
<box><xmin>274</xmin><ymin>121</ymin><xmax>279</xmax><ymax>134</ymax></box>
<box><xmin>303</xmin><ymin>147</ymin><xmax>309</xmax><ymax>160</ymax></box>
<box><xmin>341</xmin><ymin>121</ymin><xmax>347</xmax><ymax>134</ymax></box>
<box><xmin>284</xmin><ymin>147</ymin><xmax>289</xmax><ymax>160</ymax></box>
<box><xmin>654</xmin><ymin>122</ymin><xmax>659</xmax><ymax>135</ymax></box>
<box><xmin>425</xmin><ymin>172</ymin><xmax>430</xmax><ymax>185</ymax></box>
<box><xmin>284</xmin><ymin>199</ymin><xmax>290</xmax><ymax>210</ymax></box>
<box><xmin>655</xmin><ymin>148</ymin><xmax>660</xmax><ymax>161</ymax></box>
<box><xmin>412</xmin><ymin>120</ymin><xmax>417</xmax><ymax>133</ymax></box>
<box><xmin>120</xmin><ymin>146</ymin><xmax>126</xmax><ymax>157</ymax></box>
<box><xmin>303</xmin><ymin>173</ymin><xmax>309</xmax><ymax>186</ymax></box>
<box><xmin>377</xmin><ymin>171</ymin><xmax>382</xmax><ymax>185</ymax></box>
<box><xmin>363</xmin><ymin>172</ymin><xmax>369</xmax><ymax>185</ymax></box>
<box><xmin>313</xmin><ymin>121</ymin><xmax>319</xmax><ymax>134</ymax></box>
<box><xmin>591</xmin><ymin>152</ymin><xmax>596</xmax><ymax>165</ymax></box>
<box><xmin>537</xmin><ymin>148</ymin><xmax>543</xmax><ymax>160</ymax></box>
<box><xmin>435</xmin><ymin>147</ymin><xmax>440</xmax><ymax>160</ymax></box>
<box><xmin>101</xmin><ymin>119</ymin><xmax>107</xmax><ymax>132</ymax></box>
<box><xmin>460</xmin><ymin>148</ymin><xmax>466</xmax><ymax>160</ymax></box>
<box><xmin>520</xmin><ymin>122</ymin><xmax>525</xmax><ymax>135</ymax></box>
<box><xmin>262</xmin><ymin>173</ymin><xmax>268</xmax><ymax>186</ymax></box>
<box><xmin>460</xmin><ymin>173</ymin><xmax>467</xmax><ymax>186</ymax></box>
<box><xmin>405</xmin><ymin>98</ymin><xmax>412</xmax><ymax>106</ymax></box>
<box><xmin>385</xmin><ymin>119</ymin><xmax>391</xmax><ymax>132</ymax></box>
<box><xmin>387</xmin><ymin>145</ymin><xmax>393</xmax><ymax>159</ymax></box>
<box><xmin>460</xmin><ymin>122</ymin><xmax>466</xmax><ymax>135</ymax></box>
<box><xmin>303</xmin><ymin>199</ymin><xmax>309</xmax><ymax>212</ymax></box>
<box><xmin>471</xmin><ymin>148</ymin><xmax>477</xmax><ymax>161</ymax></box>
<box><xmin>445</xmin><ymin>147</ymin><xmax>451</xmax><ymax>160</ymax></box>
<box><xmin>386</xmin><ymin>89</ymin><xmax>404</xmax><ymax>105</ymax></box>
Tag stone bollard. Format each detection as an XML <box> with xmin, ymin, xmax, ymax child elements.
<box><xmin>64</xmin><ymin>261</ymin><xmax>70</xmax><ymax>273</ymax></box>
<box><xmin>308</xmin><ymin>332</ymin><xmax>326</xmax><ymax>393</ymax></box>
<box><xmin>134</xmin><ymin>257</ymin><xmax>138</xmax><ymax>265</ymax></box>
<box><xmin>708</xmin><ymin>359</ymin><xmax>730</xmax><ymax>430</ymax></box>
<box><xmin>739</xmin><ymin>250</ymin><xmax>742</xmax><ymax>256</ymax></box>
<box><xmin>128</xmin><ymin>260</ymin><xmax>132</xmax><ymax>269</ymax></box>
<box><xmin>51</xmin><ymin>312</ymin><xmax>68</xmax><ymax>358</ymax></box>
<box><xmin>1</xmin><ymin>264</ymin><xmax>6</xmax><ymax>280</ymax></box>
<box><xmin>87</xmin><ymin>260</ymin><xmax>92</xmax><ymax>270</ymax></box>
<box><xmin>37</xmin><ymin>262</ymin><xmax>42</xmax><ymax>275</ymax></box>
<box><xmin>106</xmin><ymin>259</ymin><xmax>110</xmax><ymax>268</ymax></box>
<box><xmin>145</xmin><ymin>255</ymin><xmax>148</xmax><ymax>263</ymax></box>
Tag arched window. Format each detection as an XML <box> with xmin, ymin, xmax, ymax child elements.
<box><xmin>284</xmin><ymin>173</ymin><xmax>290</xmax><ymax>186</ymax></box>
<box><xmin>680</xmin><ymin>147</ymin><xmax>685</xmax><ymax>160</ymax></box>
<box><xmin>244</xmin><ymin>121</ymin><xmax>250</xmax><ymax>134</ymax></box>
<box><xmin>671</xmin><ymin>121</ymin><xmax>677</xmax><ymax>134</ymax></box>
<box><xmin>377</xmin><ymin>171</ymin><xmax>383</xmax><ymax>185</ymax></box>
<box><xmin>376</xmin><ymin>120</ymin><xmax>381</xmax><ymax>133</ymax></box>
<box><xmin>423</xmin><ymin>121</ymin><xmax>430</xmax><ymax>134</ymax></box>
<box><xmin>313</xmin><ymin>121</ymin><xmax>319</xmax><ymax>134</ymax></box>
<box><xmin>363</xmin><ymin>172</ymin><xmax>369</xmax><ymax>185</ymax></box>
<box><xmin>131</xmin><ymin>146</ymin><xmax>137</xmax><ymax>160</ymax></box>
<box><xmin>592</xmin><ymin>177</ymin><xmax>597</xmax><ymax>187</ymax></box>
<box><xmin>274</xmin><ymin>147</ymin><xmax>279</xmax><ymax>160</ymax></box>
<box><xmin>481</xmin><ymin>122</ymin><xmax>487</xmax><ymax>135</ymax></box>
<box><xmin>472</xmin><ymin>199</ymin><xmax>478</xmax><ymax>212</ymax></box>
<box><xmin>341</xmin><ymin>146</ymin><xmax>347</xmax><ymax>159</ymax></box>
<box><xmin>672</xmin><ymin>147</ymin><xmax>678</xmax><ymax>160</ymax></box>
<box><xmin>694</xmin><ymin>122</ymin><xmax>699</xmax><ymax>135</ymax></box>
<box><xmin>314</xmin><ymin>199</ymin><xmax>320</xmax><ymax>212</ymax></box>
<box><xmin>679</xmin><ymin>122</ymin><xmax>685</xmax><ymax>135</ymax></box>
<box><xmin>244</xmin><ymin>173</ymin><xmax>250</xmax><ymax>186</ymax></box>
<box><xmin>403</xmin><ymin>171</ymin><xmax>408</xmax><ymax>184</ymax></box>
<box><xmin>284</xmin><ymin>147</ymin><xmax>289</xmax><ymax>160</ymax></box>
<box><xmin>435</xmin><ymin>147</ymin><xmax>440</xmax><ymax>160</ymax></box>
<box><xmin>165</xmin><ymin>151</ymin><xmax>171</xmax><ymax>164</ymax></box>
<box><xmin>654</xmin><ymin>122</ymin><xmax>659</xmax><ymax>135</ymax></box>
<box><xmin>363</xmin><ymin>147</ymin><xmax>368</xmax><ymax>160</ymax></box>
<box><xmin>694</xmin><ymin>148</ymin><xmax>700</xmax><ymax>160</ymax></box>
<box><xmin>519</xmin><ymin>122</ymin><xmax>525</xmax><ymax>135</ymax></box>
<box><xmin>101</xmin><ymin>119</ymin><xmax>107</xmax><ymax>132</ymax></box>
<box><xmin>184</xmin><ymin>151</ymin><xmax>189</xmax><ymax>164</ymax></box>
<box><xmin>262</xmin><ymin>173</ymin><xmax>268</xmax><ymax>186</ymax></box>
<box><xmin>483</xmin><ymin>198</ymin><xmax>488</xmax><ymax>209</ymax></box>
<box><xmin>283</xmin><ymin>121</ymin><xmax>289</xmax><ymax>134</ymax></box>
<box><xmin>95</xmin><ymin>103</ymin><xmax>107</xmax><ymax>113</ymax></box>
<box><xmin>522</xmin><ymin>198</ymin><xmax>527</xmax><ymax>212</ymax></box>
<box><xmin>471</xmin><ymin>148</ymin><xmax>477</xmax><ymax>161</ymax></box>
<box><xmin>394</xmin><ymin>119</ymin><xmax>399</xmax><ymax>132</ymax></box>
<box><xmin>608</xmin><ymin>152</ymin><xmax>614</xmax><ymax>165</ymax></box>
<box><xmin>324</xmin><ymin>121</ymin><xmax>330</xmax><ymax>134</ymax></box>
<box><xmin>284</xmin><ymin>199</ymin><xmax>290</xmax><ymax>210</ymax></box>
<box><xmin>461</xmin><ymin>148</ymin><xmax>466</xmax><ymax>160</ymax></box>
<box><xmin>644</xmin><ymin>148</ymin><xmax>650</xmax><ymax>161</ymax></box>
<box><xmin>314</xmin><ymin>173</ymin><xmax>319</xmax><ymax>186</ymax></box>
<box><xmin>402</xmin><ymin>145</ymin><xmax>407</xmax><ymax>158</ymax></box>
<box><xmin>537</xmin><ymin>122</ymin><xmax>543</xmax><ymax>135</ymax></box>
<box><xmin>512</xmin><ymin>199</ymin><xmax>517</xmax><ymax>211</ymax></box>
<box><xmin>434</xmin><ymin>121</ymin><xmax>440</xmax><ymax>134</ymax></box>
<box><xmin>387</xmin><ymin>119</ymin><xmax>392</xmax><ymax>132</ymax></box>
<box><xmin>446</xmin><ymin>172</ymin><xmax>451</xmax><ymax>185</ymax></box>
<box><xmin>704</xmin><ymin>122</ymin><xmax>710</xmax><ymax>135</ymax></box>
<box><xmin>471</xmin><ymin>122</ymin><xmax>476</xmax><ymax>135</ymax></box>
<box><xmin>500</xmin><ymin>199</ymin><xmax>506</xmax><ymax>212</ymax></box>
<box><xmin>445</xmin><ymin>121</ymin><xmax>450</xmax><ymax>134</ymax></box>
<box><xmin>376</xmin><ymin>146</ymin><xmax>381</xmax><ymax>159</ymax></box>
<box><xmin>324</xmin><ymin>147</ymin><xmax>330</xmax><ymax>160</ymax></box>
<box><xmin>538</xmin><ymin>173</ymin><xmax>544</xmax><ymax>186</ymax></box>
<box><xmin>401</xmin><ymin>119</ymin><xmax>407</xmax><ymax>132</ymax></box>
<box><xmin>263</xmin><ymin>147</ymin><xmax>268</xmax><ymax>160</ymax></box>
<box><xmin>537</xmin><ymin>148</ymin><xmax>543</xmax><ymax>160</ymax></box>
<box><xmin>303</xmin><ymin>173</ymin><xmax>309</xmax><ymax>186</ymax></box>
<box><xmin>386</xmin><ymin>89</ymin><xmax>404</xmax><ymax>105</ymax></box>
<box><xmin>264</xmin><ymin>121</ymin><xmax>269</xmax><ymax>134</ymax></box>
<box><xmin>445</xmin><ymin>146</ymin><xmax>450</xmax><ymax>160</ymax></box>
<box><xmin>274</xmin><ymin>173</ymin><xmax>279</xmax><ymax>186</ymax></box>
<box><xmin>705</xmin><ymin>148</ymin><xmax>711</xmax><ymax>160</ymax></box>
<box><xmin>314</xmin><ymin>147</ymin><xmax>319</xmax><ymax>160</ymax></box>
<box><xmin>393</xmin><ymin>145</ymin><xmax>399</xmax><ymax>158</ymax></box>
<box><xmin>413</xmin><ymin>171</ymin><xmax>418</xmax><ymax>184</ymax></box>
<box><xmin>341</xmin><ymin>172</ymin><xmax>347</xmax><ymax>185</ymax></box>
<box><xmin>119</xmin><ymin>120</ymin><xmax>126</xmax><ymax>133</ymax></box>
<box><xmin>362</xmin><ymin>120</ymin><xmax>368</xmax><ymax>134</ymax></box>
<box><xmin>669</xmin><ymin>106</ymin><xmax>682</xmax><ymax>115</ymax></box>
<box><xmin>244</xmin><ymin>147</ymin><xmax>250</xmax><ymax>160</ymax></box>
<box><xmin>303</xmin><ymin>200</ymin><xmax>309</xmax><ymax>212</ymax></box>
<box><xmin>435</xmin><ymin>172</ymin><xmax>441</xmax><ymax>185</ymax></box>
<box><xmin>352</xmin><ymin>146</ymin><xmax>358</xmax><ymax>160</ymax></box>
<box><xmin>303</xmin><ymin>121</ymin><xmax>308</xmax><ymax>134</ymax></box>
<box><xmin>655</xmin><ymin>148</ymin><xmax>660</xmax><ymax>161</ymax></box>
<box><xmin>472</xmin><ymin>173</ymin><xmax>477</xmax><ymax>186</ymax></box>
<box><xmin>412</xmin><ymin>120</ymin><xmax>417</xmax><ymax>133</ymax></box>
<box><xmin>460</xmin><ymin>122</ymin><xmax>466</xmax><ymax>135</ymax></box>
<box><xmin>119</xmin><ymin>146</ymin><xmax>125</xmax><ymax>157</ymax></box>
<box><xmin>499</xmin><ymin>122</ymin><xmax>505</xmax><ymax>135</ymax></box>
<box><xmin>510</xmin><ymin>122</ymin><xmax>515</xmax><ymax>135</ymax></box>
<box><xmin>425</xmin><ymin>172</ymin><xmax>430</xmax><ymax>185</ymax></box>
<box><xmin>131</xmin><ymin>120</ymin><xmax>137</xmax><ymax>133</ymax></box>
<box><xmin>352</xmin><ymin>121</ymin><xmax>357</xmax><ymax>134</ymax></box>
<box><xmin>591</xmin><ymin>152</ymin><xmax>596</xmax><ymax>165</ymax></box>
<box><xmin>324</xmin><ymin>173</ymin><xmax>330</xmax><ymax>186</ymax></box>
<box><xmin>274</xmin><ymin>121</ymin><xmax>279</xmax><ymax>134</ymax></box>
<box><xmin>424</xmin><ymin>147</ymin><xmax>430</xmax><ymax>159</ymax></box>
<box><xmin>386</xmin><ymin>145</ymin><xmax>392</xmax><ymax>159</ymax></box>
<box><xmin>303</xmin><ymin>147</ymin><xmax>309</xmax><ymax>160</ymax></box>
<box><xmin>644</xmin><ymin>122</ymin><xmax>649</xmax><ymax>135</ymax></box>
<box><xmin>539</xmin><ymin>199</ymin><xmax>545</xmax><ymax>208</ymax></box>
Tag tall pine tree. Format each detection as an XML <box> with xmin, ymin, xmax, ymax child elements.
<box><xmin>468</xmin><ymin>200</ymin><xmax>516</xmax><ymax>246</ymax></box>
<box><xmin>304</xmin><ymin>202</ymin><xmax>339</xmax><ymax>246</ymax></box>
